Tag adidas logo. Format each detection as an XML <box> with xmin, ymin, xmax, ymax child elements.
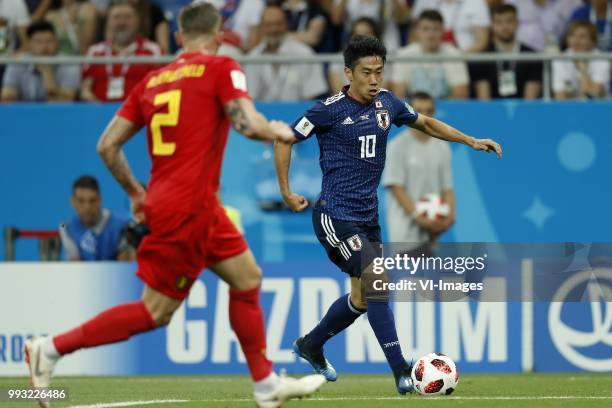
<box><xmin>342</xmin><ymin>116</ymin><xmax>354</xmax><ymax>125</ymax></box>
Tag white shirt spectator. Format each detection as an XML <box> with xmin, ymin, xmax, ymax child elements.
<box><xmin>391</xmin><ymin>42</ymin><xmax>468</xmax><ymax>99</ymax></box>
<box><xmin>412</xmin><ymin>0</ymin><xmax>490</xmax><ymax>51</ymax></box>
<box><xmin>246</xmin><ymin>37</ymin><xmax>328</xmax><ymax>101</ymax></box>
<box><xmin>0</xmin><ymin>0</ymin><xmax>29</xmax><ymax>54</ymax></box>
<box><xmin>552</xmin><ymin>49</ymin><xmax>610</xmax><ymax>97</ymax></box>
<box><xmin>334</xmin><ymin>0</ymin><xmax>403</xmax><ymax>52</ymax></box>
<box><xmin>224</xmin><ymin>0</ymin><xmax>265</xmax><ymax>49</ymax></box>
<box><xmin>506</xmin><ymin>0</ymin><xmax>582</xmax><ymax>51</ymax></box>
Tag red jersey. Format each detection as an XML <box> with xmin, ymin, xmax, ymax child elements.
<box><xmin>83</xmin><ymin>36</ymin><xmax>162</xmax><ymax>102</ymax></box>
<box><xmin>117</xmin><ymin>52</ymin><xmax>250</xmax><ymax>213</ymax></box>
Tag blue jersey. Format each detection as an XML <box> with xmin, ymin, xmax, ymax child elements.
<box><xmin>291</xmin><ymin>87</ymin><xmax>418</xmax><ymax>222</ymax></box>
<box><xmin>60</xmin><ymin>209</ymin><xmax>130</xmax><ymax>260</ymax></box>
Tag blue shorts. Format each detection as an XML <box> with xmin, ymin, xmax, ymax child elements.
<box><xmin>312</xmin><ymin>210</ymin><xmax>382</xmax><ymax>277</ymax></box>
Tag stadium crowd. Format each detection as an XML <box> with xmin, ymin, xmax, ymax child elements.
<box><xmin>0</xmin><ymin>0</ymin><xmax>610</xmax><ymax>102</ymax></box>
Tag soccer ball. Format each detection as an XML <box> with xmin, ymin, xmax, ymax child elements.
<box><xmin>411</xmin><ymin>353</ymin><xmax>459</xmax><ymax>396</ymax></box>
<box><xmin>415</xmin><ymin>193</ymin><xmax>450</xmax><ymax>220</ymax></box>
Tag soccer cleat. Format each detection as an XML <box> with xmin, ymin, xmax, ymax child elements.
<box><xmin>254</xmin><ymin>373</ymin><xmax>326</xmax><ymax>408</ymax></box>
<box><xmin>394</xmin><ymin>360</ymin><xmax>415</xmax><ymax>395</ymax></box>
<box><xmin>24</xmin><ymin>337</ymin><xmax>58</xmax><ymax>408</ymax></box>
<box><xmin>292</xmin><ymin>337</ymin><xmax>337</xmax><ymax>382</ymax></box>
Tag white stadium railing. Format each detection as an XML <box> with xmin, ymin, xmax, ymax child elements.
<box><xmin>2</xmin><ymin>52</ymin><xmax>612</xmax><ymax>100</ymax></box>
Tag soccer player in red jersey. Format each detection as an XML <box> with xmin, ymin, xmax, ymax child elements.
<box><xmin>24</xmin><ymin>3</ymin><xmax>325</xmax><ymax>407</ymax></box>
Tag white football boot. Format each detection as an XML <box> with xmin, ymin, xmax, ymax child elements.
<box><xmin>24</xmin><ymin>337</ymin><xmax>57</xmax><ymax>408</ymax></box>
<box><xmin>254</xmin><ymin>373</ymin><xmax>326</xmax><ymax>408</ymax></box>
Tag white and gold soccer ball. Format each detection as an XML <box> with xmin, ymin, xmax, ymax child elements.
<box><xmin>411</xmin><ymin>353</ymin><xmax>459</xmax><ymax>396</ymax></box>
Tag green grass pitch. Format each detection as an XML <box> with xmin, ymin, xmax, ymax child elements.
<box><xmin>1</xmin><ymin>373</ymin><xmax>611</xmax><ymax>407</ymax></box>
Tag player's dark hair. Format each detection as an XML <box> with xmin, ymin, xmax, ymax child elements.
<box><xmin>349</xmin><ymin>17</ymin><xmax>381</xmax><ymax>41</ymax></box>
<box><xmin>26</xmin><ymin>20</ymin><xmax>55</xmax><ymax>39</ymax></box>
<box><xmin>410</xmin><ymin>91</ymin><xmax>434</xmax><ymax>104</ymax></box>
<box><xmin>179</xmin><ymin>2</ymin><xmax>221</xmax><ymax>38</ymax></box>
<box><xmin>343</xmin><ymin>35</ymin><xmax>386</xmax><ymax>70</ymax></box>
<box><xmin>567</xmin><ymin>20</ymin><xmax>598</xmax><ymax>44</ymax></box>
<box><xmin>418</xmin><ymin>9</ymin><xmax>444</xmax><ymax>24</ymax></box>
<box><xmin>492</xmin><ymin>4</ymin><xmax>517</xmax><ymax>17</ymax></box>
<box><xmin>73</xmin><ymin>175</ymin><xmax>100</xmax><ymax>194</ymax></box>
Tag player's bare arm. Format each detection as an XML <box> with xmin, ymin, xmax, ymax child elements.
<box><xmin>410</xmin><ymin>114</ymin><xmax>503</xmax><ymax>159</ymax></box>
<box><xmin>274</xmin><ymin>134</ymin><xmax>308</xmax><ymax>212</ymax></box>
<box><xmin>224</xmin><ymin>97</ymin><xmax>294</xmax><ymax>143</ymax></box>
<box><xmin>97</xmin><ymin>116</ymin><xmax>147</xmax><ymax>222</ymax></box>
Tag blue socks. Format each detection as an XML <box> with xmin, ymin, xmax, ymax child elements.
<box><xmin>306</xmin><ymin>294</ymin><xmax>364</xmax><ymax>349</ymax></box>
<box><xmin>367</xmin><ymin>300</ymin><xmax>406</xmax><ymax>374</ymax></box>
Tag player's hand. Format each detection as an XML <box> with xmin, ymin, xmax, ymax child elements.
<box><xmin>129</xmin><ymin>188</ymin><xmax>147</xmax><ymax>223</ymax></box>
<box><xmin>415</xmin><ymin>214</ymin><xmax>447</xmax><ymax>234</ymax></box>
<box><xmin>283</xmin><ymin>192</ymin><xmax>309</xmax><ymax>212</ymax></box>
<box><xmin>270</xmin><ymin>120</ymin><xmax>295</xmax><ymax>143</ymax></box>
<box><xmin>470</xmin><ymin>138</ymin><xmax>502</xmax><ymax>159</ymax></box>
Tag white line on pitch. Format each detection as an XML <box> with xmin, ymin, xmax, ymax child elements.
<box><xmin>69</xmin><ymin>395</ymin><xmax>612</xmax><ymax>407</ymax></box>
<box><xmin>68</xmin><ymin>400</ymin><xmax>189</xmax><ymax>408</ymax></box>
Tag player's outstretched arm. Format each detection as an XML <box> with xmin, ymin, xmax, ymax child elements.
<box><xmin>410</xmin><ymin>114</ymin><xmax>502</xmax><ymax>159</ymax></box>
<box><xmin>274</xmin><ymin>135</ymin><xmax>308</xmax><ymax>212</ymax></box>
<box><xmin>224</xmin><ymin>98</ymin><xmax>294</xmax><ymax>143</ymax></box>
<box><xmin>97</xmin><ymin>116</ymin><xmax>147</xmax><ymax>222</ymax></box>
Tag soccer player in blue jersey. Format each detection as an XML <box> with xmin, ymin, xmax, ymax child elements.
<box><xmin>274</xmin><ymin>35</ymin><xmax>502</xmax><ymax>394</ymax></box>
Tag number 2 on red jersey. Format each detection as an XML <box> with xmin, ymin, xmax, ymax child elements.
<box><xmin>151</xmin><ymin>90</ymin><xmax>181</xmax><ymax>156</ymax></box>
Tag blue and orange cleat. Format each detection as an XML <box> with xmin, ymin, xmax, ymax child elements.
<box><xmin>292</xmin><ymin>337</ymin><xmax>337</xmax><ymax>382</ymax></box>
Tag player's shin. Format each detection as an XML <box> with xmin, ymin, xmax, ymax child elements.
<box><xmin>304</xmin><ymin>293</ymin><xmax>365</xmax><ymax>349</ymax></box>
<box><xmin>51</xmin><ymin>301</ymin><xmax>157</xmax><ymax>356</ymax></box>
<box><xmin>229</xmin><ymin>285</ymin><xmax>274</xmax><ymax>381</ymax></box>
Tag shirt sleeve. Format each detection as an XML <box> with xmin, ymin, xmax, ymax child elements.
<box><xmin>290</xmin><ymin>101</ymin><xmax>331</xmax><ymax>141</ymax></box>
<box><xmin>552</xmin><ymin>60</ymin><xmax>567</xmax><ymax>92</ymax></box>
<box><xmin>117</xmin><ymin>79</ymin><xmax>146</xmax><ymax>126</ymax></box>
<box><xmin>390</xmin><ymin>93</ymin><xmax>418</xmax><ymax>127</ymax></box>
<box><xmin>1</xmin><ymin>65</ymin><xmax>20</xmax><ymax>89</ymax></box>
<box><xmin>382</xmin><ymin>138</ymin><xmax>406</xmax><ymax>187</ymax></box>
<box><xmin>59</xmin><ymin>224</ymin><xmax>80</xmax><ymax>261</ymax></box>
<box><xmin>591</xmin><ymin>59</ymin><xmax>611</xmax><ymax>85</ymax></box>
<box><xmin>468</xmin><ymin>0</ymin><xmax>491</xmax><ymax>26</ymax></box>
<box><xmin>57</xmin><ymin>65</ymin><xmax>81</xmax><ymax>91</ymax></box>
<box><xmin>217</xmin><ymin>58</ymin><xmax>251</xmax><ymax>105</ymax></box>
<box><xmin>13</xmin><ymin>0</ymin><xmax>30</xmax><ymax>26</ymax></box>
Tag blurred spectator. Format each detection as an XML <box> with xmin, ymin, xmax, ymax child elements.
<box><xmin>569</xmin><ymin>0</ymin><xmax>612</xmax><ymax>51</ymax></box>
<box><xmin>25</xmin><ymin>0</ymin><xmax>53</xmax><ymax>21</ymax></box>
<box><xmin>1</xmin><ymin>20</ymin><xmax>80</xmax><ymax>102</ymax></box>
<box><xmin>471</xmin><ymin>4</ymin><xmax>542</xmax><ymax>99</ymax></box>
<box><xmin>412</xmin><ymin>0</ymin><xmax>490</xmax><ymax>52</ymax></box>
<box><xmin>80</xmin><ymin>0</ymin><xmax>161</xmax><ymax>102</ymax></box>
<box><xmin>390</xmin><ymin>10</ymin><xmax>469</xmax><ymax>99</ymax></box>
<box><xmin>129</xmin><ymin>0</ymin><xmax>170</xmax><ymax>54</ymax></box>
<box><xmin>214</xmin><ymin>0</ymin><xmax>266</xmax><ymax>51</ymax></box>
<box><xmin>330</xmin><ymin>0</ymin><xmax>411</xmax><ymax>53</ymax></box>
<box><xmin>383</xmin><ymin>92</ymin><xmax>454</xmax><ymax>254</ymax></box>
<box><xmin>280</xmin><ymin>0</ymin><xmax>327</xmax><ymax>49</ymax></box>
<box><xmin>45</xmin><ymin>0</ymin><xmax>98</xmax><ymax>55</ymax></box>
<box><xmin>553</xmin><ymin>20</ymin><xmax>610</xmax><ymax>99</ymax></box>
<box><xmin>505</xmin><ymin>0</ymin><xmax>583</xmax><ymax>51</ymax></box>
<box><xmin>245</xmin><ymin>5</ymin><xmax>328</xmax><ymax>101</ymax></box>
<box><xmin>0</xmin><ymin>0</ymin><xmax>30</xmax><ymax>55</ymax></box>
<box><xmin>59</xmin><ymin>175</ymin><xmax>134</xmax><ymax>261</ymax></box>
<box><xmin>329</xmin><ymin>17</ymin><xmax>390</xmax><ymax>93</ymax></box>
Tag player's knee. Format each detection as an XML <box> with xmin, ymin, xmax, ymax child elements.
<box><xmin>243</xmin><ymin>264</ymin><xmax>263</xmax><ymax>289</ymax></box>
<box><xmin>350</xmin><ymin>292</ymin><xmax>368</xmax><ymax>311</ymax></box>
<box><xmin>150</xmin><ymin>306</ymin><xmax>176</xmax><ymax>327</ymax></box>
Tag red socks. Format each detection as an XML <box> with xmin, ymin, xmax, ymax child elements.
<box><xmin>53</xmin><ymin>301</ymin><xmax>157</xmax><ymax>355</ymax></box>
<box><xmin>229</xmin><ymin>286</ymin><xmax>274</xmax><ymax>381</ymax></box>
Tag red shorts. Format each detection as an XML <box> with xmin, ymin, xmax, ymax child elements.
<box><xmin>136</xmin><ymin>202</ymin><xmax>248</xmax><ymax>300</ymax></box>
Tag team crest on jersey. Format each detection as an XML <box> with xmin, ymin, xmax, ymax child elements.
<box><xmin>376</xmin><ymin>110</ymin><xmax>390</xmax><ymax>130</ymax></box>
<box><xmin>347</xmin><ymin>234</ymin><xmax>362</xmax><ymax>251</ymax></box>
